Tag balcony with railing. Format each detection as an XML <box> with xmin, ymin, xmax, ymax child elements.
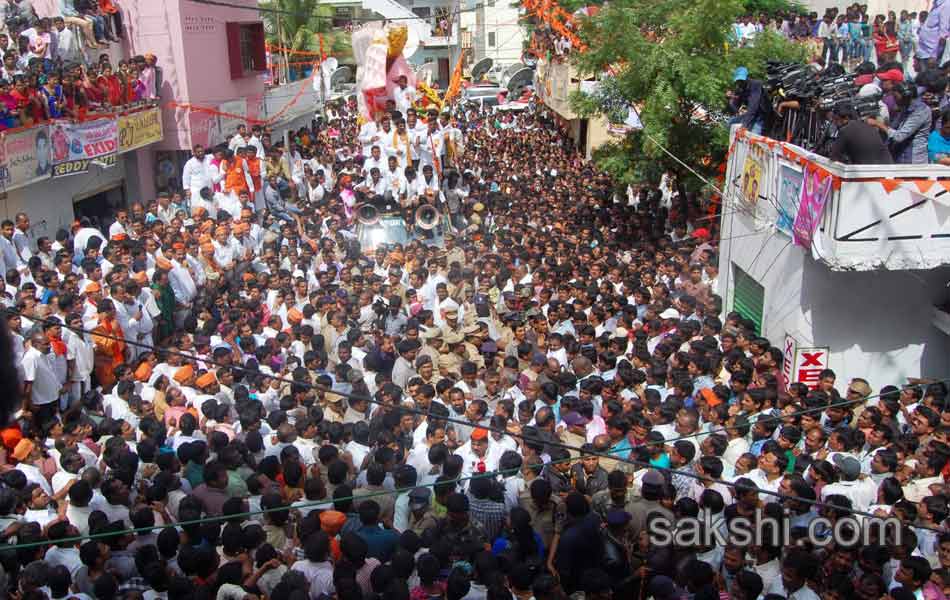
<box><xmin>723</xmin><ymin>126</ymin><xmax>950</xmax><ymax>272</ymax></box>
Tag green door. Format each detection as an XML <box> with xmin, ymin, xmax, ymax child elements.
<box><xmin>732</xmin><ymin>264</ymin><xmax>764</xmax><ymax>334</ymax></box>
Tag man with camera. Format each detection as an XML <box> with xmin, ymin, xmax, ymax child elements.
<box><xmin>726</xmin><ymin>66</ymin><xmax>772</xmax><ymax>135</ymax></box>
<box><xmin>866</xmin><ymin>82</ymin><xmax>932</xmax><ymax>164</ymax></box>
<box><xmin>829</xmin><ymin>102</ymin><xmax>894</xmax><ymax>164</ymax></box>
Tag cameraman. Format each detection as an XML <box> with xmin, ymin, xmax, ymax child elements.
<box><xmin>377</xmin><ymin>295</ymin><xmax>407</xmax><ymax>337</ymax></box>
<box><xmin>829</xmin><ymin>102</ymin><xmax>893</xmax><ymax>164</ymax></box>
<box><xmin>866</xmin><ymin>82</ymin><xmax>932</xmax><ymax>164</ymax></box>
<box><xmin>727</xmin><ymin>66</ymin><xmax>771</xmax><ymax>134</ymax></box>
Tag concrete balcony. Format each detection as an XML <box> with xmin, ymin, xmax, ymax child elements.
<box><xmin>723</xmin><ymin>126</ymin><xmax>950</xmax><ymax>271</ymax></box>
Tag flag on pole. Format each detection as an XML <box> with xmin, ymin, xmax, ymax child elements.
<box><xmin>443</xmin><ymin>49</ymin><xmax>466</xmax><ymax>104</ymax></box>
<box><xmin>319</xmin><ymin>34</ymin><xmax>326</xmax><ymax>61</ymax></box>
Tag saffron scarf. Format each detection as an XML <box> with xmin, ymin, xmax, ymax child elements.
<box><xmin>47</xmin><ymin>331</ymin><xmax>67</xmax><ymax>356</ymax></box>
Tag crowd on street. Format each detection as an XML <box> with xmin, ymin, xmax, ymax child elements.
<box><xmin>0</xmin><ymin>40</ymin><xmax>947</xmax><ymax>600</ymax></box>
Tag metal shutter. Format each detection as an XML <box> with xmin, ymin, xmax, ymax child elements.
<box><xmin>732</xmin><ymin>265</ymin><xmax>764</xmax><ymax>334</ymax></box>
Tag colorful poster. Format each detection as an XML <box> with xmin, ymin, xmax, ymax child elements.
<box><xmin>792</xmin><ymin>164</ymin><xmax>834</xmax><ymax>248</ymax></box>
<box><xmin>740</xmin><ymin>155</ymin><xmax>762</xmax><ymax>205</ymax></box>
<box><xmin>0</xmin><ymin>126</ymin><xmax>51</xmax><ymax>190</ymax></box>
<box><xmin>776</xmin><ymin>163</ymin><xmax>803</xmax><ymax>237</ymax></box>
<box><xmin>118</xmin><ymin>108</ymin><xmax>163</xmax><ymax>153</ymax></box>
<box><xmin>50</xmin><ymin>118</ymin><xmax>118</xmax><ymax>178</ymax></box>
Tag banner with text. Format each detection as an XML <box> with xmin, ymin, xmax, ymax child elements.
<box><xmin>0</xmin><ymin>126</ymin><xmax>52</xmax><ymax>191</ymax></box>
<box><xmin>50</xmin><ymin>118</ymin><xmax>118</xmax><ymax>178</ymax></box>
<box><xmin>118</xmin><ymin>108</ymin><xmax>163</xmax><ymax>153</ymax></box>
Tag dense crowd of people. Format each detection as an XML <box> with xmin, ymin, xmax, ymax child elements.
<box><xmin>0</xmin><ymin>0</ymin><xmax>158</xmax><ymax>131</ymax></box>
<box><xmin>0</xmin><ymin>76</ymin><xmax>947</xmax><ymax>600</ymax></box>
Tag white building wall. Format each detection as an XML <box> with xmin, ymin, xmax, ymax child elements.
<box><xmin>473</xmin><ymin>3</ymin><xmax>524</xmax><ymax>67</ymax></box>
<box><xmin>719</xmin><ymin>205</ymin><xmax>950</xmax><ymax>389</ymax></box>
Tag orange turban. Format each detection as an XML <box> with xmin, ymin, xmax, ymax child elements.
<box><xmin>134</xmin><ymin>362</ymin><xmax>152</xmax><ymax>382</ymax></box>
<box><xmin>320</xmin><ymin>510</ymin><xmax>347</xmax><ymax>536</ymax></box>
<box><xmin>699</xmin><ymin>388</ymin><xmax>722</xmax><ymax>407</ymax></box>
<box><xmin>0</xmin><ymin>427</ymin><xmax>22</xmax><ymax>453</ymax></box>
<box><xmin>242</xmin><ymin>272</ymin><xmax>256</xmax><ymax>282</ymax></box>
<box><xmin>173</xmin><ymin>365</ymin><xmax>194</xmax><ymax>384</ymax></box>
<box><xmin>172</xmin><ymin>242</ymin><xmax>185</xmax><ymax>251</ymax></box>
<box><xmin>199</xmin><ymin>220</ymin><xmax>214</xmax><ymax>234</ymax></box>
<box><xmin>195</xmin><ymin>372</ymin><xmax>217</xmax><ymax>389</ymax></box>
<box><xmin>287</xmin><ymin>308</ymin><xmax>303</xmax><ymax>324</ymax></box>
<box><xmin>133</xmin><ymin>271</ymin><xmax>148</xmax><ymax>285</ymax></box>
<box><xmin>111</xmin><ymin>232</ymin><xmax>127</xmax><ymax>241</ymax></box>
<box><xmin>192</xmin><ymin>206</ymin><xmax>207</xmax><ymax>218</ymax></box>
<box><xmin>83</xmin><ymin>282</ymin><xmax>101</xmax><ymax>294</ymax></box>
<box><xmin>155</xmin><ymin>257</ymin><xmax>173</xmax><ymax>270</ymax></box>
<box><xmin>471</xmin><ymin>428</ymin><xmax>488</xmax><ymax>441</ymax></box>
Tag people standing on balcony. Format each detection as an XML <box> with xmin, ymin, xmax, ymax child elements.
<box><xmin>829</xmin><ymin>103</ymin><xmax>894</xmax><ymax>164</ymax></box>
<box><xmin>39</xmin><ymin>70</ymin><xmax>66</xmax><ymax>119</ymax></box>
<box><xmin>11</xmin><ymin>73</ymin><xmax>43</xmax><ymax>126</ymax></box>
<box><xmin>726</xmin><ymin>67</ymin><xmax>771</xmax><ymax>136</ymax></box>
<box><xmin>917</xmin><ymin>0</ymin><xmax>949</xmax><ymax>71</ymax></box>
<box><xmin>96</xmin><ymin>62</ymin><xmax>120</xmax><ymax>106</ymax></box>
<box><xmin>58</xmin><ymin>0</ymin><xmax>97</xmax><ymax>50</ymax></box>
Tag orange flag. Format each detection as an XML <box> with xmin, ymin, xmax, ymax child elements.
<box><xmin>444</xmin><ymin>49</ymin><xmax>466</xmax><ymax>104</ymax></box>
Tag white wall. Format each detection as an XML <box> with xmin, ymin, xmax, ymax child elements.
<box><xmin>719</xmin><ymin>205</ymin><xmax>950</xmax><ymax>390</ymax></box>
<box><xmin>0</xmin><ymin>159</ymin><xmax>127</xmax><ymax>237</ymax></box>
<box><xmin>474</xmin><ymin>3</ymin><xmax>524</xmax><ymax>67</ymax></box>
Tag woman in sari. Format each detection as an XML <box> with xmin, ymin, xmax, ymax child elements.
<box><xmin>151</xmin><ymin>269</ymin><xmax>175</xmax><ymax>344</ymax></box>
<box><xmin>91</xmin><ymin>298</ymin><xmax>126</xmax><ymax>390</ymax></box>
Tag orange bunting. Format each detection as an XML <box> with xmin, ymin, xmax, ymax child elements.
<box><xmin>879</xmin><ymin>179</ymin><xmax>901</xmax><ymax>194</ymax></box>
<box><xmin>166</xmin><ymin>62</ymin><xmax>321</xmax><ymax>126</ymax></box>
<box><xmin>914</xmin><ymin>179</ymin><xmax>936</xmax><ymax>194</ymax></box>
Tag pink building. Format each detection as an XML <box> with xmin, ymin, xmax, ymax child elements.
<box><xmin>9</xmin><ymin>0</ymin><xmax>318</xmax><ymax>232</ymax></box>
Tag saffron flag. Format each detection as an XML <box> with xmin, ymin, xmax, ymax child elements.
<box><xmin>444</xmin><ymin>49</ymin><xmax>466</xmax><ymax>104</ymax></box>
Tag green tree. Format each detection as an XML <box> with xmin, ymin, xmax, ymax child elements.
<box><xmin>259</xmin><ymin>0</ymin><xmax>353</xmax><ymax>65</ymax></box>
<box><xmin>569</xmin><ymin>0</ymin><xmax>805</xmax><ymax>187</ymax></box>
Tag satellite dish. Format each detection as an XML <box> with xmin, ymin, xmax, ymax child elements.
<box><xmin>501</xmin><ymin>62</ymin><xmax>525</xmax><ymax>83</ymax></box>
<box><xmin>503</xmin><ymin>67</ymin><xmax>534</xmax><ymax>100</ymax></box>
<box><xmin>322</xmin><ymin>57</ymin><xmax>339</xmax><ymax>74</ymax></box>
<box><xmin>470</xmin><ymin>58</ymin><xmax>493</xmax><ymax>82</ymax></box>
<box><xmin>330</xmin><ymin>66</ymin><xmax>353</xmax><ymax>89</ymax></box>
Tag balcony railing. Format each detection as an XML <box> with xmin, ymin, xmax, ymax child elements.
<box><xmin>0</xmin><ymin>106</ymin><xmax>162</xmax><ymax>192</ymax></box>
<box><xmin>724</xmin><ymin>126</ymin><xmax>950</xmax><ymax>271</ymax></box>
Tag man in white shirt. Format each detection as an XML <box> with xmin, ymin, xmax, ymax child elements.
<box><xmin>12</xmin><ymin>212</ymin><xmax>32</xmax><ymax>265</ymax></box>
<box><xmin>182</xmin><ymin>144</ymin><xmax>215</xmax><ymax>210</ymax></box>
<box><xmin>358</xmin><ymin>117</ymin><xmax>381</xmax><ymax>157</ymax></box>
<box><xmin>393</xmin><ymin>75</ymin><xmax>416</xmax><ymax>117</ymax></box>
<box><xmin>228</xmin><ymin>124</ymin><xmax>249</xmax><ymax>153</ymax></box>
<box><xmin>107</xmin><ymin>209</ymin><xmax>129</xmax><ymax>239</ymax></box>
<box><xmin>21</xmin><ymin>331</ymin><xmax>61</xmax><ymax>423</ymax></box>
<box><xmin>361</xmin><ymin>145</ymin><xmax>386</xmax><ymax>178</ymax></box>
<box><xmin>819</xmin><ymin>454</ymin><xmax>877</xmax><ymax>512</ymax></box>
